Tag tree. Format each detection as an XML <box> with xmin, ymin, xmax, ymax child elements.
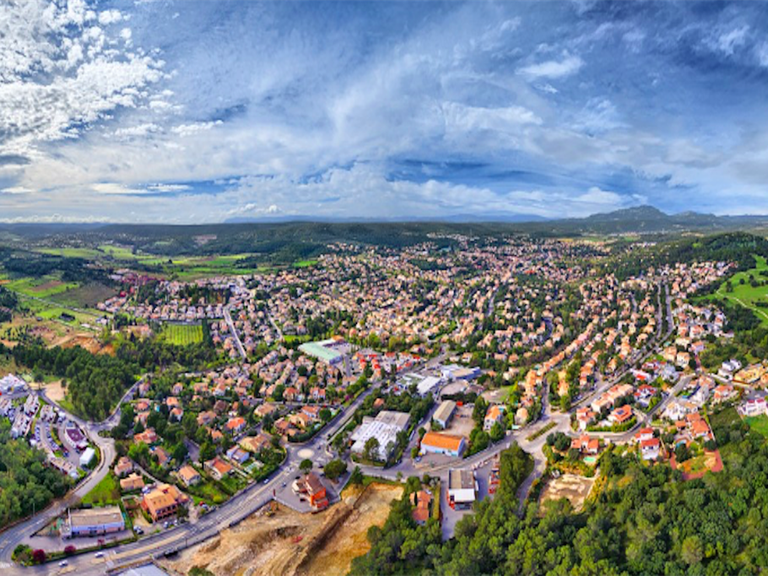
<box><xmin>324</xmin><ymin>459</ymin><xmax>347</xmax><ymax>480</ymax></box>
<box><xmin>681</xmin><ymin>535</ymin><xmax>703</xmax><ymax>565</ymax></box>
<box><xmin>199</xmin><ymin>441</ymin><xmax>216</xmax><ymax>463</ymax></box>
<box><xmin>31</xmin><ymin>549</ymin><xmax>46</xmax><ymax>564</ymax></box>
<box><xmin>364</xmin><ymin>437</ymin><xmax>380</xmax><ymax>461</ymax></box>
<box><xmin>300</xmin><ymin>459</ymin><xmax>313</xmax><ymax>474</ymax></box>
<box><xmin>472</xmin><ymin>397</ymin><xmax>489</xmax><ymax>427</ymax></box>
<box><xmin>489</xmin><ymin>421</ymin><xmax>505</xmax><ymax>443</ymax></box>
<box><xmin>319</xmin><ymin>407</ymin><xmax>332</xmax><ymax>422</ymax></box>
<box><xmin>64</xmin><ymin>545</ymin><xmax>76</xmax><ymax>556</ymax></box>
<box><xmin>350</xmin><ymin>466</ymin><xmax>364</xmax><ymax>486</ymax></box>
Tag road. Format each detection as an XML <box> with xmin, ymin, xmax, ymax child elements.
<box><xmin>223</xmin><ymin>306</ymin><xmax>247</xmax><ymax>361</ymax></box>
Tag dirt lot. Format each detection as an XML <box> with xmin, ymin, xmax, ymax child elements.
<box><xmin>443</xmin><ymin>404</ymin><xmax>475</xmax><ymax>438</ymax></box>
<box><xmin>54</xmin><ymin>334</ymin><xmax>115</xmax><ymax>355</ymax></box>
<box><xmin>161</xmin><ymin>483</ymin><xmax>402</xmax><ymax>576</ymax></box>
<box><xmin>539</xmin><ymin>473</ymin><xmax>596</xmax><ymax>512</ymax></box>
<box><xmin>42</xmin><ymin>380</ymin><xmax>67</xmax><ymax>403</ymax></box>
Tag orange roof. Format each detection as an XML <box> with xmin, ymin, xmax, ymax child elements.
<box><xmin>421</xmin><ymin>431</ymin><xmax>464</xmax><ymax>451</ymax></box>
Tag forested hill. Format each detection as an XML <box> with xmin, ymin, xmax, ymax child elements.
<box><xmin>352</xmin><ymin>413</ymin><xmax>768</xmax><ymax>576</ymax></box>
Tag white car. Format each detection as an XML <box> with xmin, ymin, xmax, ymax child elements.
<box><xmin>94</xmin><ymin>552</ymin><xmax>104</xmax><ymax>558</ymax></box>
<box><xmin>59</xmin><ymin>560</ymin><xmax>68</xmax><ymax>566</ymax></box>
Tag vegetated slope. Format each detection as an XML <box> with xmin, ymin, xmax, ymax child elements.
<box><xmin>351</xmin><ymin>424</ymin><xmax>768</xmax><ymax>576</ymax></box>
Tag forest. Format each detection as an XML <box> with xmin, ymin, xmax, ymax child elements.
<box><xmin>351</xmin><ymin>413</ymin><xmax>768</xmax><ymax>576</ymax></box>
<box><xmin>0</xmin><ymin>420</ymin><xmax>71</xmax><ymax>528</ymax></box>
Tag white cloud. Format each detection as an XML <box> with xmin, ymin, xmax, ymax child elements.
<box><xmin>709</xmin><ymin>25</ymin><xmax>749</xmax><ymax>56</ymax></box>
<box><xmin>98</xmin><ymin>9</ymin><xmax>123</xmax><ymax>25</ymax></box>
<box><xmin>518</xmin><ymin>53</ymin><xmax>584</xmax><ymax>79</ymax></box>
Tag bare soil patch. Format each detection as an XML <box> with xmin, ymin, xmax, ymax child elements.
<box><xmin>539</xmin><ymin>473</ymin><xmax>596</xmax><ymax>512</ymax></box>
<box><xmin>443</xmin><ymin>404</ymin><xmax>475</xmax><ymax>438</ymax></box>
<box><xmin>162</xmin><ymin>483</ymin><xmax>403</xmax><ymax>576</ymax></box>
<box><xmin>43</xmin><ymin>380</ymin><xmax>67</xmax><ymax>403</ymax></box>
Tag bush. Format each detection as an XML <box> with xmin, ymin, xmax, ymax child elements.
<box><xmin>31</xmin><ymin>549</ymin><xmax>46</xmax><ymax>564</ymax></box>
<box><xmin>64</xmin><ymin>545</ymin><xmax>76</xmax><ymax>556</ymax></box>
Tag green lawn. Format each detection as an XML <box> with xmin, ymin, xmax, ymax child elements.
<box><xmin>81</xmin><ymin>473</ymin><xmax>121</xmax><ymax>506</ymax></box>
<box><xmin>746</xmin><ymin>414</ymin><xmax>768</xmax><ymax>438</ymax></box>
<box><xmin>159</xmin><ymin>323</ymin><xmax>203</xmax><ymax>346</ymax></box>
<box><xmin>2</xmin><ymin>275</ymin><xmax>79</xmax><ymax>298</ymax></box>
<box><xmin>709</xmin><ymin>255</ymin><xmax>768</xmax><ymax>326</ymax></box>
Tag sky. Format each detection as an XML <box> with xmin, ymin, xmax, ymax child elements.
<box><xmin>2</xmin><ymin>0</ymin><xmax>768</xmax><ymax>223</ymax></box>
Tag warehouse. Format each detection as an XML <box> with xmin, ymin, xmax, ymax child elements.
<box><xmin>66</xmin><ymin>506</ymin><xmax>125</xmax><ymax>538</ymax></box>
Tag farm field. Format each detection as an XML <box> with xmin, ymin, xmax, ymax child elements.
<box><xmin>0</xmin><ymin>275</ymin><xmax>78</xmax><ymax>298</ymax></box>
<box><xmin>159</xmin><ymin>323</ymin><xmax>204</xmax><ymax>346</ymax></box>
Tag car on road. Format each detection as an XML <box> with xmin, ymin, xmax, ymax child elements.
<box><xmin>94</xmin><ymin>552</ymin><xmax>104</xmax><ymax>558</ymax></box>
<box><xmin>59</xmin><ymin>561</ymin><xmax>68</xmax><ymax>567</ymax></box>
<box><xmin>263</xmin><ymin>478</ymin><xmax>269</xmax><ymax>485</ymax></box>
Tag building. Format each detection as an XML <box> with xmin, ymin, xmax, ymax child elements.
<box><xmin>141</xmin><ymin>484</ymin><xmax>189</xmax><ymax>522</ymax></box>
<box><xmin>299</xmin><ymin>339</ymin><xmax>344</xmax><ymax>365</ymax></box>
<box><xmin>640</xmin><ymin>437</ymin><xmax>661</xmax><ymax>460</ymax></box>
<box><xmin>483</xmin><ymin>405</ymin><xmax>504</xmax><ymax>431</ymax></box>
<box><xmin>741</xmin><ymin>397</ymin><xmax>768</xmax><ymax>417</ymax></box>
<box><xmin>177</xmin><ymin>465</ymin><xmax>201</xmax><ymax>487</ymax></box>
<box><xmin>420</xmin><ymin>431</ymin><xmax>466</xmax><ymax>457</ymax></box>
<box><xmin>239</xmin><ymin>433</ymin><xmax>272</xmax><ymax>454</ymax></box>
<box><xmin>205</xmin><ymin>456</ymin><xmax>233</xmax><ymax>480</ymax></box>
<box><xmin>66</xmin><ymin>506</ymin><xmax>125</xmax><ymax>538</ymax></box>
<box><xmin>433</xmin><ymin>400</ymin><xmax>456</xmax><ymax>429</ymax></box>
<box><xmin>294</xmin><ymin>472</ymin><xmax>329</xmax><ymax>510</ymax></box>
<box><xmin>447</xmin><ymin>468</ymin><xmax>477</xmax><ymax>509</ymax></box>
<box><xmin>410</xmin><ymin>489</ymin><xmax>432</xmax><ymax>525</ymax></box>
<box><xmin>350</xmin><ymin>410</ymin><xmax>410</xmax><ymax>461</ymax></box>
<box><xmin>120</xmin><ymin>473</ymin><xmax>145</xmax><ymax>492</ymax></box>
<box><xmin>608</xmin><ymin>405</ymin><xmax>634</xmax><ymax>425</ymax></box>
<box><xmin>79</xmin><ymin>447</ymin><xmax>96</xmax><ymax>468</ymax></box>
<box><xmin>226</xmin><ymin>446</ymin><xmax>250</xmax><ymax>465</ymax></box>
<box><xmin>115</xmin><ymin>456</ymin><xmax>134</xmax><ymax>477</ymax></box>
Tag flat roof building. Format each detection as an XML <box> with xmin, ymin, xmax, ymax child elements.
<box><xmin>66</xmin><ymin>506</ymin><xmax>125</xmax><ymax>538</ymax></box>
<box><xmin>299</xmin><ymin>339</ymin><xmax>344</xmax><ymax>365</ymax></box>
<box><xmin>448</xmin><ymin>469</ymin><xmax>477</xmax><ymax>509</ymax></box>
<box><xmin>433</xmin><ymin>400</ymin><xmax>456</xmax><ymax>429</ymax></box>
<box><xmin>350</xmin><ymin>410</ymin><xmax>410</xmax><ymax>462</ymax></box>
<box><xmin>420</xmin><ymin>431</ymin><xmax>466</xmax><ymax>458</ymax></box>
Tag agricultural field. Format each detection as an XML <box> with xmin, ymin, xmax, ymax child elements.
<box><xmin>159</xmin><ymin>323</ymin><xmax>204</xmax><ymax>346</ymax></box>
<box><xmin>0</xmin><ymin>275</ymin><xmax>78</xmax><ymax>298</ymax></box>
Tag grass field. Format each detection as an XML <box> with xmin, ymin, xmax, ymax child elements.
<box><xmin>0</xmin><ymin>275</ymin><xmax>79</xmax><ymax>298</ymax></box>
<box><xmin>81</xmin><ymin>473</ymin><xmax>120</xmax><ymax>506</ymax></box>
<box><xmin>746</xmin><ymin>414</ymin><xmax>768</xmax><ymax>438</ymax></box>
<box><xmin>159</xmin><ymin>323</ymin><xmax>203</xmax><ymax>346</ymax></box>
<box><xmin>709</xmin><ymin>255</ymin><xmax>768</xmax><ymax>326</ymax></box>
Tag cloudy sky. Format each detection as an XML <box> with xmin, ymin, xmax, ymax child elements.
<box><xmin>2</xmin><ymin>0</ymin><xmax>768</xmax><ymax>223</ymax></box>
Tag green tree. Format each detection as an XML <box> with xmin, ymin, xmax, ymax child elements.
<box><xmin>324</xmin><ymin>459</ymin><xmax>347</xmax><ymax>480</ymax></box>
<box><xmin>300</xmin><ymin>459</ymin><xmax>313</xmax><ymax>474</ymax></box>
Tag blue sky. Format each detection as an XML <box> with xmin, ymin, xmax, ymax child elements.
<box><xmin>2</xmin><ymin>0</ymin><xmax>768</xmax><ymax>223</ymax></box>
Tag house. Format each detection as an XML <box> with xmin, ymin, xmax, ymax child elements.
<box><xmin>151</xmin><ymin>446</ymin><xmax>171</xmax><ymax>468</ymax></box>
<box><xmin>420</xmin><ymin>432</ymin><xmax>466</xmax><ymax>458</ymax></box>
<box><xmin>66</xmin><ymin>506</ymin><xmax>125</xmax><ymax>538</ymax></box>
<box><xmin>255</xmin><ymin>403</ymin><xmax>278</xmax><ymax>418</ymax></box>
<box><xmin>576</xmin><ymin>407</ymin><xmax>596</xmax><ymax>431</ymax></box>
<box><xmin>634</xmin><ymin>427</ymin><xmax>654</xmax><ymax>443</ymax></box>
<box><xmin>141</xmin><ymin>484</ymin><xmax>189</xmax><ymax>522</ymax></box>
<box><xmin>226</xmin><ymin>446</ymin><xmax>250</xmax><ymax>465</ymax></box>
<box><xmin>483</xmin><ymin>405</ymin><xmax>504</xmax><ymax>431</ymax></box>
<box><xmin>177</xmin><ymin>465</ymin><xmax>201</xmax><ymax>487</ymax></box>
<box><xmin>239</xmin><ymin>433</ymin><xmax>272</xmax><ymax>454</ymax></box>
<box><xmin>294</xmin><ymin>472</ymin><xmax>329</xmax><ymax>510</ymax></box>
<box><xmin>640</xmin><ymin>437</ymin><xmax>661</xmax><ymax>461</ymax></box>
<box><xmin>197</xmin><ymin>411</ymin><xmax>216</xmax><ymax>426</ymax></box>
<box><xmin>114</xmin><ymin>456</ymin><xmax>133</xmax><ymax>477</ymax></box>
<box><xmin>740</xmin><ymin>397</ymin><xmax>768</xmax><ymax>417</ymax></box>
<box><xmin>410</xmin><ymin>489</ymin><xmax>432</xmax><ymax>525</ymax></box>
<box><xmin>433</xmin><ymin>400</ymin><xmax>456</xmax><ymax>429</ymax></box>
<box><xmin>571</xmin><ymin>435</ymin><xmax>599</xmax><ymax>455</ymax></box>
<box><xmin>226</xmin><ymin>416</ymin><xmax>247</xmax><ymax>434</ymax></box>
<box><xmin>120</xmin><ymin>473</ymin><xmax>145</xmax><ymax>492</ymax></box>
<box><xmin>608</xmin><ymin>405</ymin><xmax>634</xmax><ymax>425</ymax></box>
<box><xmin>134</xmin><ymin>428</ymin><xmax>158</xmax><ymax>445</ymax></box>
<box><xmin>302</xmin><ymin>405</ymin><xmax>322</xmax><ymax>420</ymax></box>
<box><xmin>205</xmin><ymin>456</ymin><xmax>233</xmax><ymax>480</ymax></box>
<box><xmin>713</xmin><ymin>384</ymin><xmax>736</xmax><ymax>403</ymax></box>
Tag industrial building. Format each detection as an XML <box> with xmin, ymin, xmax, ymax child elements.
<box><xmin>433</xmin><ymin>400</ymin><xmax>456</xmax><ymax>429</ymax></box>
<box><xmin>448</xmin><ymin>469</ymin><xmax>477</xmax><ymax>510</ymax></box>
<box><xmin>66</xmin><ymin>506</ymin><xmax>125</xmax><ymax>538</ymax></box>
<box><xmin>350</xmin><ymin>410</ymin><xmax>410</xmax><ymax>461</ymax></box>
